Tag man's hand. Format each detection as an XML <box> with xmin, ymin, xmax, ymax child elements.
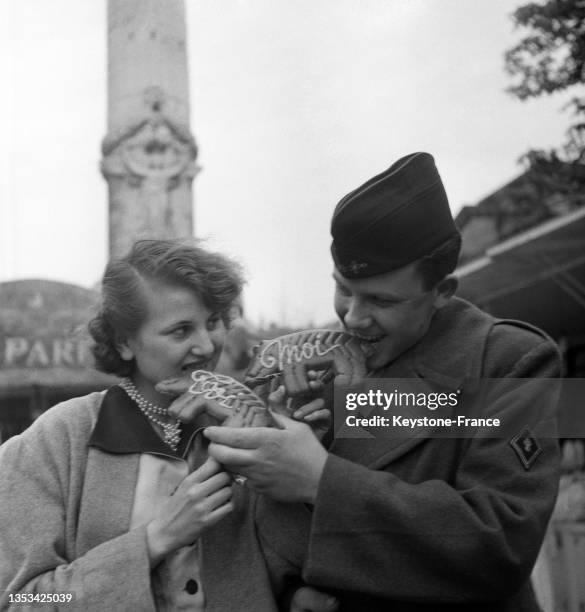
<box><xmin>290</xmin><ymin>586</ymin><xmax>339</xmax><ymax>612</ymax></box>
<box><xmin>203</xmin><ymin>412</ymin><xmax>328</xmax><ymax>504</ymax></box>
<box><xmin>270</xmin><ymin>385</ymin><xmax>331</xmax><ymax>441</ymax></box>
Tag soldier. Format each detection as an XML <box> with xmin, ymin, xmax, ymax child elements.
<box><xmin>204</xmin><ymin>153</ymin><xmax>561</xmax><ymax>611</ymax></box>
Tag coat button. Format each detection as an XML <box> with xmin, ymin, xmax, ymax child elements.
<box><xmin>185</xmin><ymin>579</ymin><xmax>198</xmax><ymax>595</ymax></box>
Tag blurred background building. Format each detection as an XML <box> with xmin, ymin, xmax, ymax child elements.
<box><xmin>456</xmin><ymin>166</ymin><xmax>585</xmax><ymax>351</ymax></box>
<box><xmin>455</xmin><ymin>166</ymin><xmax>585</xmax><ymax>612</ymax></box>
<box><xmin>0</xmin><ymin>280</ymin><xmax>112</xmax><ymax>441</ymax></box>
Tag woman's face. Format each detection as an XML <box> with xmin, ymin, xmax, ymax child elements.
<box><xmin>120</xmin><ymin>279</ymin><xmax>226</xmax><ymax>402</ymax></box>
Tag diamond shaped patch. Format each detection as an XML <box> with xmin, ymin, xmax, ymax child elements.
<box><xmin>509</xmin><ymin>429</ymin><xmax>542</xmax><ymax>470</ymax></box>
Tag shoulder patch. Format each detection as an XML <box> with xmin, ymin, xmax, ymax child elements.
<box><xmin>509</xmin><ymin>429</ymin><xmax>542</xmax><ymax>470</ymax></box>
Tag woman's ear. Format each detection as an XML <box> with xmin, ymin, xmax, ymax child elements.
<box><xmin>117</xmin><ymin>337</ymin><xmax>135</xmax><ymax>362</ymax></box>
<box><xmin>433</xmin><ymin>276</ymin><xmax>458</xmax><ymax>310</ymax></box>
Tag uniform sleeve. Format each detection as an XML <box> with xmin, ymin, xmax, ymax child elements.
<box><xmin>303</xmin><ymin>333</ymin><xmax>561</xmax><ymax>604</ymax></box>
<box><xmin>0</xmin><ymin>403</ymin><xmax>156</xmax><ymax>612</ymax></box>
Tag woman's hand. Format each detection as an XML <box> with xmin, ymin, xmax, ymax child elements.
<box><xmin>145</xmin><ymin>457</ymin><xmax>234</xmax><ymax>567</ymax></box>
<box><xmin>156</xmin><ymin>377</ymin><xmax>233</xmax><ymax>424</ymax></box>
<box><xmin>157</xmin><ymin>374</ymin><xmax>332</xmax><ymax>438</ymax></box>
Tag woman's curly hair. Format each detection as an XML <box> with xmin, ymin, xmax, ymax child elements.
<box><xmin>88</xmin><ymin>239</ymin><xmax>244</xmax><ymax>377</ymax></box>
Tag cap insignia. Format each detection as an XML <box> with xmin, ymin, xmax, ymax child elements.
<box><xmin>341</xmin><ymin>260</ymin><xmax>368</xmax><ymax>275</ymax></box>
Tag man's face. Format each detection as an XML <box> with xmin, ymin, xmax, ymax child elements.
<box><xmin>333</xmin><ymin>263</ymin><xmax>448</xmax><ymax>371</ymax></box>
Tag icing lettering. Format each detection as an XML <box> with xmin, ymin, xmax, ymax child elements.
<box><xmin>258</xmin><ymin>338</ymin><xmax>342</xmax><ymax>371</ymax></box>
<box><xmin>189</xmin><ymin>371</ymin><xmax>262</xmax><ymax>409</ymax></box>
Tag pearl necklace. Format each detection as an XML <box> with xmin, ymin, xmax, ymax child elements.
<box><xmin>120</xmin><ymin>378</ymin><xmax>181</xmax><ymax>451</ymax></box>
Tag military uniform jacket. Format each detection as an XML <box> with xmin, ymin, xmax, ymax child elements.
<box><xmin>258</xmin><ymin>297</ymin><xmax>561</xmax><ymax>611</ymax></box>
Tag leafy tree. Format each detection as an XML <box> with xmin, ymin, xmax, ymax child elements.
<box><xmin>505</xmin><ymin>0</ymin><xmax>585</xmax><ymax>190</ymax></box>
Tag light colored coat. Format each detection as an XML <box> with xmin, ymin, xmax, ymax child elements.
<box><xmin>0</xmin><ymin>392</ymin><xmax>277</xmax><ymax>612</ymax></box>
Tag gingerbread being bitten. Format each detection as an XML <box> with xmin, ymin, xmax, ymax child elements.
<box><xmin>156</xmin><ymin>328</ymin><xmax>372</xmax><ymax>432</ymax></box>
<box><xmin>245</xmin><ymin>328</ymin><xmax>373</xmax><ymax>396</ymax></box>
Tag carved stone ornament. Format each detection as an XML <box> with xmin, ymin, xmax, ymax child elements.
<box><xmin>122</xmin><ymin>120</ymin><xmax>191</xmax><ymax>179</ymax></box>
<box><xmin>101</xmin><ymin>87</ymin><xmax>198</xmax><ymax>186</ymax></box>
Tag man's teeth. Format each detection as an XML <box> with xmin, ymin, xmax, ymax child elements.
<box><xmin>351</xmin><ymin>334</ymin><xmax>384</xmax><ymax>358</ymax></box>
<box><xmin>354</xmin><ymin>334</ymin><xmax>384</xmax><ymax>342</ymax></box>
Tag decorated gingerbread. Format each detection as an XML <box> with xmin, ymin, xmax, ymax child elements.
<box><xmin>244</xmin><ymin>329</ymin><xmax>372</xmax><ymax>396</ymax></box>
<box><xmin>156</xmin><ymin>370</ymin><xmax>274</xmax><ymax>428</ymax></box>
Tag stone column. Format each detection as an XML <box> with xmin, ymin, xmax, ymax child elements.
<box><xmin>101</xmin><ymin>0</ymin><xmax>199</xmax><ymax>259</ymax></box>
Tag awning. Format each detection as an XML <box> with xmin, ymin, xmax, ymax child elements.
<box><xmin>0</xmin><ymin>368</ymin><xmax>117</xmax><ymax>398</ymax></box>
<box><xmin>456</xmin><ymin>207</ymin><xmax>585</xmax><ymax>341</ymax></box>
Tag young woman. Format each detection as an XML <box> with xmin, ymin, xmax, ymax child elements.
<box><xmin>0</xmin><ymin>239</ymin><xmax>328</xmax><ymax>611</ymax></box>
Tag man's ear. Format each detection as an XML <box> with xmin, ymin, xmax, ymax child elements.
<box><xmin>433</xmin><ymin>276</ymin><xmax>458</xmax><ymax>310</ymax></box>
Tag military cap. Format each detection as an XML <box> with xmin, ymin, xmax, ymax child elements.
<box><xmin>330</xmin><ymin>152</ymin><xmax>458</xmax><ymax>278</ymax></box>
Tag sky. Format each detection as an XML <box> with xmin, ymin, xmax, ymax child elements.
<box><xmin>0</xmin><ymin>0</ymin><xmax>574</xmax><ymax>327</ymax></box>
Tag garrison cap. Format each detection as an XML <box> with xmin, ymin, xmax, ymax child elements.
<box><xmin>331</xmin><ymin>152</ymin><xmax>458</xmax><ymax>278</ymax></box>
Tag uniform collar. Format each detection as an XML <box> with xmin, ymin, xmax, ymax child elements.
<box><xmin>89</xmin><ymin>385</ymin><xmax>200</xmax><ymax>459</ymax></box>
<box><xmin>369</xmin><ymin>297</ymin><xmax>493</xmax><ymax>391</ymax></box>
<box><xmin>410</xmin><ymin>297</ymin><xmax>492</xmax><ymax>390</ymax></box>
